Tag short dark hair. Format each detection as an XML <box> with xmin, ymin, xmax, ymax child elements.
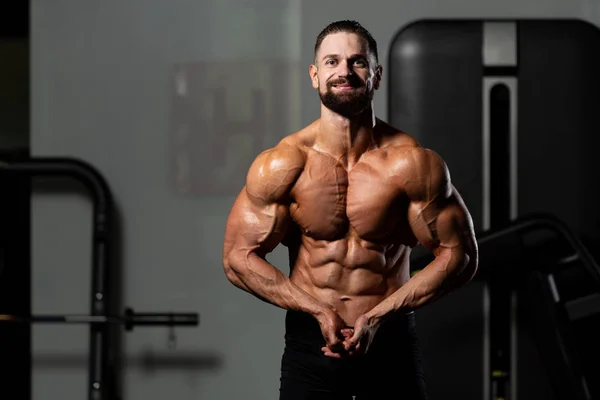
<box><xmin>314</xmin><ymin>20</ymin><xmax>379</xmax><ymax>66</ymax></box>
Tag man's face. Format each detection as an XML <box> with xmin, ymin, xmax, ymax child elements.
<box><xmin>310</xmin><ymin>32</ymin><xmax>382</xmax><ymax>117</ymax></box>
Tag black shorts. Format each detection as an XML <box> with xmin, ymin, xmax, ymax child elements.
<box><xmin>279</xmin><ymin>310</ymin><xmax>428</xmax><ymax>400</ymax></box>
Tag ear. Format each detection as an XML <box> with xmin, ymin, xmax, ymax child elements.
<box><xmin>309</xmin><ymin>64</ymin><xmax>319</xmax><ymax>89</ymax></box>
<box><xmin>373</xmin><ymin>65</ymin><xmax>383</xmax><ymax>90</ymax></box>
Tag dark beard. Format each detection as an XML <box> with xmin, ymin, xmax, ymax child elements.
<box><xmin>319</xmin><ymin>86</ymin><xmax>372</xmax><ymax>118</ymax></box>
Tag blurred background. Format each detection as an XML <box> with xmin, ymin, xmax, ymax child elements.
<box><xmin>1</xmin><ymin>0</ymin><xmax>600</xmax><ymax>399</ymax></box>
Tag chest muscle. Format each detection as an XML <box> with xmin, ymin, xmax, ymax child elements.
<box><xmin>290</xmin><ymin>154</ymin><xmax>405</xmax><ymax>242</ymax></box>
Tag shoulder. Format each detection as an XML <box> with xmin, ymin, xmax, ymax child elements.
<box><xmin>248</xmin><ymin>122</ymin><xmax>317</xmax><ymax>176</ymax></box>
<box><xmin>373</xmin><ymin>120</ymin><xmax>419</xmax><ymax>150</ymax></box>
<box><xmin>245</xmin><ymin>136</ymin><xmax>307</xmax><ymax>203</ymax></box>
<box><xmin>402</xmin><ymin>146</ymin><xmax>448</xmax><ymax>177</ymax></box>
<box><xmin>249</xmin><ymin>139</ymin><xmax>306</xmax><ymax>174</ymax></box>
<box><xmin>373</xmin><ymin>121</ymin><xmax>445</xmax><ymax>172</ymax></box>
<box><xmin>382</xmin><ymin>135</ymin><xmax>450</xmax><ymax>200</ymax></box>
<box><xmin>406</xmin><ymin>147</ymin><xmax>451</xmax><ymax>200</ymax></box>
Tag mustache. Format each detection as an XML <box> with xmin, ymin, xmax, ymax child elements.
<box><xmin>327</xmin><ymin>78</ymin><xmax>363</xmax><ymax>88</ymax></box>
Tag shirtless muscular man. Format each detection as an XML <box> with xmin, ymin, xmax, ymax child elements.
<box><xmin>223</xmin><ymin>20</ymin><xmax>478</xmax><ymax>400</ymax></box>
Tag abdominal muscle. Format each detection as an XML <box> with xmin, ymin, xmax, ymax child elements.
<box><xmin>288</xmin><ymin>234</ymin><xmax>412</xmax><ymax>326</ymax></box>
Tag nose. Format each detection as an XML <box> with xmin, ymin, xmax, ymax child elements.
<box><xmin>334</xmin><ymin>59</ymin><xmax>354</xmax><ymax>77</ymax></box>
<box><xmin>343</xmin><ymin>59</ymin><xmax>354</xmax><ymax>76</ymax></box>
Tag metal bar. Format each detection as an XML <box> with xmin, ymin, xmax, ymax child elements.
<box><xmin>0</xmin><ymin>314</ymin><xmax>111</xmax><ymax>324</ymax></box>
<box><xmin>0</xmin><ymin>311</ymin><xmax>199</xmax><ymax>328</ymax></box>
<box><xmin>565</xmin><ymin>293</ymin><xmax>600</xmax><ymax>321</ymax></box>
<box><xmin>481</xmin><ymin>70</ymin><xmax>491</xmax><ymax>400</ymax></box>
<box><xmin>509</xmin><ymin>75</ymin><xmax>519</xmax><ymax>400</ymax></box>
<box><xmin>477</xmin><ymin>213</ymin><xmax>600</xmax><ymax>278</ymax></box>
<box><xmin>124</xmin><ymin>309</ymin><xmax>199</xmax><ymax>329</ymax></box>
<box><xmin>483</xmin><ymin>76</ymin><xmax>518</xmax><ymax>400</ymax></box>
<box><xmin>483</xmin><ymin>21</ymin><xmax>519</xmax><ymax>400</ymax></box>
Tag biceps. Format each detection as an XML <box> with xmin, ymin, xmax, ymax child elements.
<box><xmin>408</xmin><ymin>189</ymin><xmax>474</xmax><ymax>255</ymax></box>
<box><xmin>224</xmin><ymin>190</ymin><xmax>291</xmax><ymax>261</ymax></box>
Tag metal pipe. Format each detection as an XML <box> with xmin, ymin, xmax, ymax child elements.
<box><xmin>0</xmin><ymin>310</ymin><xmax>199</xmax><ymax>329</ymax></box>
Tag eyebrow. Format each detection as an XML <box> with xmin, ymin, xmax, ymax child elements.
<box><xmin>321</xmin><ymin>53</ymin><xmax>368</xmax><ymax>61</ymax></box>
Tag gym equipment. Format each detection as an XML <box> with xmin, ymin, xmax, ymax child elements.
<box><xmin>0</xmin><ymin>157</ymin><xmax>200</xmax><ymax>400</ymax></box>
<box><xmin>389</xmin><ymin>19</ymin><xmax>600</xmax><ymax>400</ymax></box>
<box><xmin>0</xmin><ymin>149</ymin><xmax>30</xmax><ymax>396</ymax></box>
<box><xmin>0</xmin><ymin>308</ymin><xmax>198</xmax><ymax>330</ymax></box>
<box><xmin>411</xmin><ymin>212</ymin><xmax>600</xmax><ymax>399</ymax></box>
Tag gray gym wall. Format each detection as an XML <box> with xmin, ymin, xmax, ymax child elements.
<box><xmin>30</xmin><ymin>1</ymin><xmax>600</xmax><ymax>400</ymax></box>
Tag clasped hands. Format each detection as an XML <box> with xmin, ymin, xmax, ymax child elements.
<box><xmin>317</xmin><ymin>309</ymin><xmax>381</xmax><ymax>359</ymax></box>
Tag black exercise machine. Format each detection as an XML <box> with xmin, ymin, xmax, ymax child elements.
<box><xmin>388</xmin><ymin>18</ymin><xmax>600</xmax><ymax>400</ymax></box>
<box><xmin>411</xmin><ymin>213</ymin><xmax>600</xmax><ymax>399</ymax></box>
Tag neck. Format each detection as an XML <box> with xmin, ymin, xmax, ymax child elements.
<box><xmin>317</xmin><ymin>104</ymin><xmax>378</xmax><ymax>167</ymax></box>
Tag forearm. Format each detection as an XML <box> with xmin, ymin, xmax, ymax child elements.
<box><xmin>226</xmin><ymin>251</ymin><xmax>330</xmax><ymax>317</ymax></box>
<box><xmin>366</xmin><ymin>249</ymin><xmax>477</xmax><ymax>322</ymax></box>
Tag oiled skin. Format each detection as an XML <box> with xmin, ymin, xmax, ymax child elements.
<box><xmin>222</xmin><ymin>118</ymin><xmax>478</xmax><ymax>326</ymax></box>
<box><xmin>223</xmin><ymin>30</ymin><xmax>478</xmax><ymax>360</ymax></box>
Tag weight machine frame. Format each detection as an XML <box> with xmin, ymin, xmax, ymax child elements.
<box><xmin>1</xmin><ymin>157</ymin><xmax>199</xmax><ymax>400</ymax></box>
<box><xmin>412</xmin><ymin>212</ymin><xmax>600</xmax><ymax>399</ymax></box>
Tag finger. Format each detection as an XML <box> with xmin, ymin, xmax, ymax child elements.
<box><xmin>340</xmin><ymin>328</ymin><xmax>354</xmax><ymax>338</ymax></box>
<box><xmin>333</xmin><ymin>337</ymin><xmax>347</xmax><ymax>349</ymax></box>
<box><xmin>347</xmin><ymin>329</ymin><xmax>362</xmax><ymax>347</ymax></box>
<box><xmin>354</xmin><ymin>340</ymin><xmax>362</xmax><ymax>352</ymax></box>
<box><xmin>321</xmin><ymin>346</ymin><xmax>339</xmax><ymax>353</ymax></box>
<box><xmin>343</xmin><ymin>340</ymin><xmax>353</xmax><ymax>351</ymax></box>
<box><xmin>343</xmin><ymin>339</ymin><xmax>356</xmax><ymax>351</ymax></box>
<box><xmin>322</xmin><ymin>344</ymin><xmax>348</xmax><ymax>357</ymax></box>
<box><xmin>321</xmin><ymin>348</ymin><xmax>343</xmax><ymax>358</ymax></box>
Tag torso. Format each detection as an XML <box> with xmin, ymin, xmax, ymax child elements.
<box><xmin>282</xmin><ymin>120</ymin><xmax>419</xmax><ymax>325</ymax></box>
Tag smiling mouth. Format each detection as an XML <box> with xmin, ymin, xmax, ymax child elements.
<box><xmin>332</xmin><ymin>85</ymin><xmax>355</xmax><ymax>90</ymax></box>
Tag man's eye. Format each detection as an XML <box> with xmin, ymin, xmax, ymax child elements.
<box><xmin>354</xmin><ymin>60</ymin><xmax>366</xmax><ymax>66</ymax></box>
<box><xmin>326</xmin><ymin>60</ymin><xmax>336</xmax><ymax>65</ymax></box>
